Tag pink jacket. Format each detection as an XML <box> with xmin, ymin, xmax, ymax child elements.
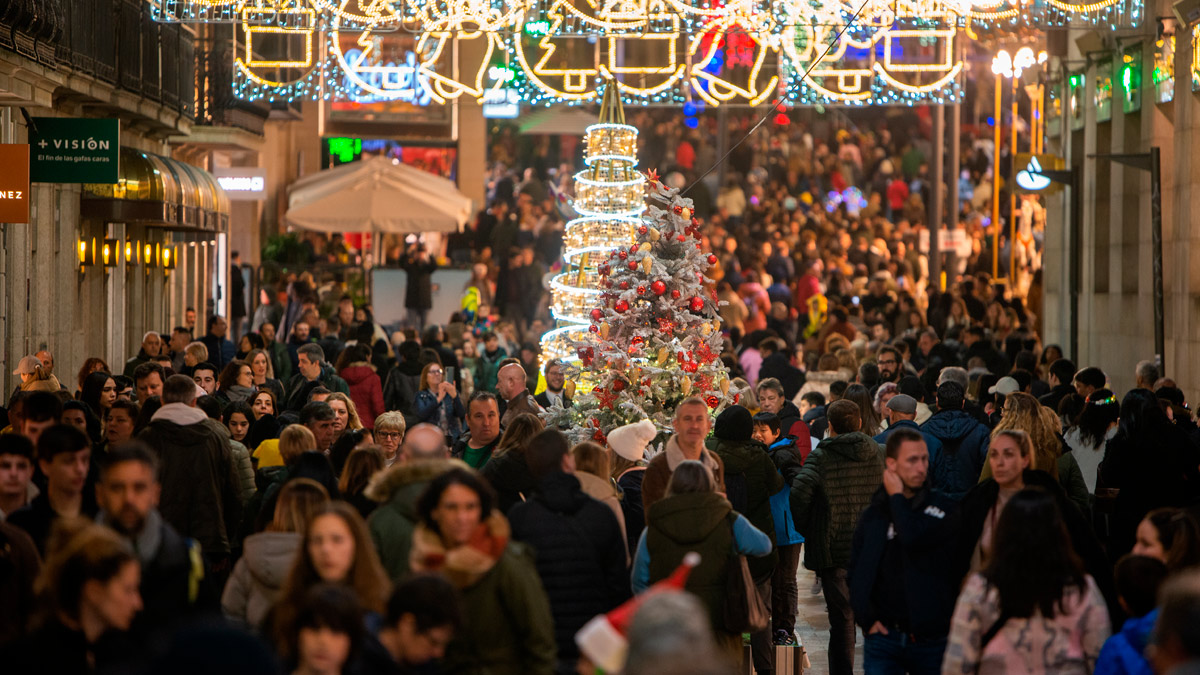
<box><xmin>339</xmin><ymin>364</ymin><xmax>384</xmax><ymax>429</ymax></box>
<box><xmin>942</xmin><ymin>573</ymin><xmax>1111</xmax><ymax>675</ymax></box>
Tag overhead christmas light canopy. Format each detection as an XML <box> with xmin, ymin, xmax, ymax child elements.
<box><xmin>148</xmin><ymin>0</ymin><xmax>1141</xmax><ymax>107</ymax></box>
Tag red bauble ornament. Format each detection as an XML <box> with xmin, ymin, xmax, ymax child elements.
<box><xmin>619</xmin><ymin>281</ymin><xmax>630</xmax><ymax>290</ymax></box>
<box><xmin>612</xmin><ymin>378</ymin><xmax>627</xmax><ymax>392</ymax></box>
<box><xmin>618</xmin><ymin>250</ymin><xmax>628</xmax><ymax>260</ymax></box>
<box><xmin>673</xmin><ymin>205</ymin><xmax>684</xmax><ymax>215</ymax></box>
<box><xmin>638</xmin><ymin>225</ymin><xmax>648</xmax><ymax>235</ymax></box>
<box><xmin>637</xmin><ymin>285</ymin><xmax>646</xmax><ymax>295</ymax></box>
<box><xmin>593</xmin><ymin>429</ymin><xmax>607</xmax><ymax>443</ymax></box>
<box><xmin>671</xmin><ymin>289</ymin><xmax>682</xmax><ymax>299</ymax></box>
<box><xmin>615</xmin><ymin>299</ymin><xmax>630</xmax><ymax>313</ymax></box>
<box><xmin>707</xmin><ymin>254</ymin><xmax>718</xmax><ymax>265</ymax></box>
<box><xmin>651</xmin><ymin>280</ymin><xmax>667</xmax><ymax>295</ymax></box>
<box><xmin>628</xmin><ymin>261</ymin><xmax>638</xmax><ymax>271</ymax></box>
<box><xmin>690</xmin><ymin>296</ymin><xmax>704</xmax><ymax>311</ymax></box>
<box><xmin>696</xmin><ymin>244</ymin><xmax>702</xmax><ymax>251</ymax></box>
<box><xmin>677</xmin><ymin>235</ymin><xmax>687</xmax><ymax>242</ymax></box>
<box><xmin>589</xmin><ymin>325</ymin><xmax>599</xmax><ymax>333</ymax></box>
<box><xmin>630</xmin><ymin>336</ymin><xmax>645</xmax><ymax>348</ymax></box>
<box><xmin>706</xmin><ymin>395</ymin><xmax>720</xmax><ymax>409</ymax></box>
<box><xmin>590</xmin><ymin>308</ymin><xmax>604</xmax><ymax>322</ymax></box>
<box><xmin>733</xmin><ymin>393</ymin><xmax>740</xmax><ymax>404</ymax></box>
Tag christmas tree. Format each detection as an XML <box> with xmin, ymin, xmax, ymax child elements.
<box><xmin>540</xmin><ymin>82</ymin><xmax>645</xmax><ymax>366</ymax></box>
<box><xmin>545</xmin><ymin>166</ymin><xmax>737</xmax><ymax>445</ymax></box>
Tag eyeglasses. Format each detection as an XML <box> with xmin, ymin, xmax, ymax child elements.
<box><xmin>429</xmin><ymin>369</ymin><xmax>443</xmax><ymax>376</ymax></box>
<box><xmin>378</xmin><ymin>431</ymin><xmax>403</xmax><ymax>441</ymax></box>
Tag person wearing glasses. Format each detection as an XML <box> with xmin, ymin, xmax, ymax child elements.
<box><xmin>415</xmin><ymin>363</ymin><xmax>465</xmax><ymax>447</ymax></box>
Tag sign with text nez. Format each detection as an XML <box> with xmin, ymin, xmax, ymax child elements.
<box><xmin>0</xmin><ymin>144</ymin><xmax>30</xmax><ymax>223</ymax></box>
<box><xmin>29</xmin><ymin>118</ymin><xmax>120</xmax><ymax>183</ymax></box>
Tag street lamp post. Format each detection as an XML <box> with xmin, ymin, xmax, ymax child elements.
<box><xmin>990</xmin><ymin>47</ymin><xmax>1044</xmax><ymax>286</ymax></box>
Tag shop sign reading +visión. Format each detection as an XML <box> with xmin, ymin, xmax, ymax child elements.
<box><xmin>30</xmin><ymin>118</ymin><xmax>120</xmax><ymax>183</ymax></box>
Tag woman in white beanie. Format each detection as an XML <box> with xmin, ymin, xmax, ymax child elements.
<box><xmin>605</xmin><ymin>419</ymin><xmax>657</xmax><ymax>555</ymax></box>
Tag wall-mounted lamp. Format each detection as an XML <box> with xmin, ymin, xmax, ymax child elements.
<box><xmin>161</xmin><ymin>245</ymin><xmax>175</xmax><ymax>273</ymax></box>
<box><xmin>101</xmin><ymin>238</ymin><xmax>118</xmax><ymax>268</ymax></box>
<box><xmin>124</xmin><ymin>239</ymin><xmax>135</xmax><ymax>266</ymax></box>
<box><xmin>143</xmin><ymin>242</ymin><xmax>153</xmax><ymax>267</ymax></box>
<box><xmin>78</xmin><ymin>238</ymin><xmax>92</xmax><ymax>268</ymax></box>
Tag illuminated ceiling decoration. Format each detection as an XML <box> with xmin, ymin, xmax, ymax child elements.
<box><xmin>147</xmin><ymin>0</ymin><xmax>1143</xmax><ymax>106</ymax></box>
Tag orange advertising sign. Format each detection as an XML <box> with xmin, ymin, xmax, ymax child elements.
<box><xmin>0</xmin><ymin>144</ymin><xmax>30</xmax><ymax>224</ymax></box>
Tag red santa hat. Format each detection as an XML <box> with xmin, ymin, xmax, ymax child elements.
<box><xmin>574</xmin><ymin>552</ymin><xmax>701</xmax><ymax>673</ymax></box>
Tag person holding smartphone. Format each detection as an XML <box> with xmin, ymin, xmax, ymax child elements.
<box><xmin>414</xmin><ymin>363</ymin><xmax>465</xmax><ymax>447</ymax></box>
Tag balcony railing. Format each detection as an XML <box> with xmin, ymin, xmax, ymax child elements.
<box><xmin>1</xmin><ymin>0</ymin><xmax>194</xmax><ymax>121</ymax></box>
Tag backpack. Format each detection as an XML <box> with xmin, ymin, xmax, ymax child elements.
<box><xmin>725</xmin><ymin>469</ymin><xmax>750</xmax><ymax>516</ymax></box>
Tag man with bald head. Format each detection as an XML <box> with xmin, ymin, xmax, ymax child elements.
<box><xmin>496</xmin><ymin>362</ymin><xmax>542</xmax><ymax>427</ymax></box>
<box><xmin>367</xmin><ymin>422</ymin><xmax>464</xmax><ymax>579</ymax></box>
<box><xmin>400</xmin><ymin>423</ymin><xmax>451</xmax><ymax>461</ymax></box>
<box><xmin>123</xmin><ymin>331</ymin><xmax>164</xmax><ymax>379</ymax></box>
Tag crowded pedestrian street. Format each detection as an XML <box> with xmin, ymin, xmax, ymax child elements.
<box><xmin>4</xmin><ymin>1</ymin><xmax>1200</xmax><ymax>674</ymax></box>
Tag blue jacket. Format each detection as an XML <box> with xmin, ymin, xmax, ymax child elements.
<box><xmin>414</xmin><ymin>389</ymin><xmax>465</xmax><ymax>445</ymax></box>
<box><xmin>770</xmin><ymin>484</ymin><xmax>804</xmax><ymax>545</ymax></box>
<box><xmin>919</xmin><ymin>410</ymin><xmax>991</xmax><ymax>501</ymax></box>
<box><xmin>848</xmin><ymin>486</ymin><xmax>961</xmax><ymax>638</ymax></box>
<box><xmin>1095</xmin><ymin>610</ymin><xmax>1157</xmax><ymax>675</ymax></box>
<box><xmin>875</xmin><ymin>420</ymin><xmax>944</xmax><ymax>468</ymax></box>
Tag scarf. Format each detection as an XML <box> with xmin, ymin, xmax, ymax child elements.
<box><xmin>409</xmin><ymin>511</ymin><xmax>510</xmax><ymax>588</ymax></box>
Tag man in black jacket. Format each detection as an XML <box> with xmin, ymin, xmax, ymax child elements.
<box><xmin>508</xmin><ymin>429</ymin><xmax>628</xmax><ymax>674</ymax></box>
<box><xmin>138</xmin><ymin>374</ymin><xmax>241</xmax><ymax>604</ymax></box>
<box><xmin>1039</xmin><ymin>357</ymin><xmax>1078</xmax><ymax>410</ymax></box>
<box><xmin>848</xmin><ymin>428</ymin><xmax>960</xmax><ymax>674</ymax></box>
<box><xmin>8</xmin><ymin>425</ymin><xmax>96</xmax><ymax>555</ymax></box>
<box><xmin>95</xmin><ymin>442</ymin><xmax>197</xmax><ymax>635</ymax></box>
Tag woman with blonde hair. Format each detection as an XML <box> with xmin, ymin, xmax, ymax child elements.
<box><xmin>571</xmin><ymin>441</ymin><xmax>628</xmax><ymax>559</ymax></box>
<box><xmin>222</xmin><ymin>478</ymin><xmax>330</xmax><ymax>628</ymax></box>
<box><xmin>246</xmin><ymin>348</ymin><xmax>284</xmax><ymax>403</ymax></box>
<box><xmin>479</xmin><ymin>412</ymin><xmax>544</xmax><ymax>513</ymax></box>
<box><xmin>326</xmin><ymin>392</ymin><xmax>363</xmax><ymax>433</ymax></box>
<box><xmin>986</xmin><ymin>392</ymin><xmax>1089</xmax><ymax>515</ymax></box>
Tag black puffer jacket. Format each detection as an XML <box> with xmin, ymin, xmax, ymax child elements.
<box><xmin>508</xmin><ymin>472</ymin><xmax>629</xmax><ymax>674</ymax></box>
<box><xmin>482</xmin><ymin>450</ymin><xmax>538</xmax><ymax>515</ymax></box>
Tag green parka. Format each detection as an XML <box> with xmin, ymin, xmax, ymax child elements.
<box><xmin>364</xmin><ymin>458</ymin><xmax>466</xmax><ymax>580</ymax></box>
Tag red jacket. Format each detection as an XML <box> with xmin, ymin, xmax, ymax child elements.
<box><xmin>339</xmin><ymin>364</ymin><xmax>384</xmax><ymax>429</ymax></box>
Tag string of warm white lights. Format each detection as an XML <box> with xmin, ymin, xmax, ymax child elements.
<box><xmin>152</xmin><ymin>0</ymin><xmax>1142</xmax><ymax>106</ymax></box>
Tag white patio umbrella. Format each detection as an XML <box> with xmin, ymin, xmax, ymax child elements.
<box><xmin>285</xmin><ymin>156</ymin><xmax>472</xmax><ymax>234</ymax></box>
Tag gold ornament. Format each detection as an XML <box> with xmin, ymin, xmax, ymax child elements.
<box><xmin>657</xmin><ymin>347</ymin><xmax>669</xmax><ymax>364</ymax></box>
<box><xmin>712</xmin><ymin>320</ymin><xmax>721</xmax><ymax>333</ymax></box>
<box><xmin>720</xmin><ymin>379</ymin><xmax>730</xmax><ymax>395</ymax></box>
<box><xmin>680</xmin><ymin>207</ymin><xmax>692</xmax><ymax>220</ymax></box>
<box><xmin>681</xmin><ymin>375</ymin><xmax>692</xmax><ymax>395</ymax></box>
<box><xmin>600</xmin><ymin>322</ymin><xmax>610</xmax><ymax>340</ymax></box>
<box><xmin>564</xmin><ymin>380</ymin><xmax>576</xmax><ymax>399</ymax></box>
<box><xmin>649</xmin><ymin>227</ymin><xmax>661</xmax><ymax>242</ymax></box>
<box><xmin>639</xmin><ymin>242</ymin><xmax>652</xmax><ymax>252</ymax></box>
<box><xmin>701</xmin><ymin>322</ymin><xmax>712</xmax><ymax>336</ymax></box>
<box><xmin>642</xmin><ymin>256</ymin><xmax>653</xmax><ymax>274</ymax></box>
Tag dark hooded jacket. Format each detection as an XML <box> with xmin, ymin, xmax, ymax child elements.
<box><xmin>138</xmin><ymin>404</ymin><xmax>241</xmax><ymax>556</ymax></box>
<box><xmin>481</xmin><ymin>450</ymin><xmax>538</xmax><ymax>515</ymax></box>
<box><xmin>508</xmin><ymin>472</ymin><xmax>629</xmax><ymax>673</ymax></box>
<box><xmin>365</xmin><ymin>458</ymin><xmax>466</xmax><ymax>580</ymax></box>
<box><xmin>920</xmin><ymin>409</ymin><xmax>991</xmax><ymax>500</ymax></box>
<box><xmin>790</xmin><ymin>431</ymin><xmax>884</xmax><ymax>571</ymax></box>
<box><xmin>645</xmin><ymin>491</ymin><xmax>737</xmax><ymax>633</ymax></box>
<box><xmin>383</xmin><ymin>359</ymin><xmax>424</xmax><ymax>424</ymax></box>
<box><xmin>706</xmin><ymin>437</ymin><xmax>782</xmax><ymax>580</ymax></box>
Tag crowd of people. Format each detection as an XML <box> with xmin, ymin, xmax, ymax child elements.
<box><xmin>3</xmin><ymin>111</ymin><xmax>1200</xmax><ymax>675</ymax></box>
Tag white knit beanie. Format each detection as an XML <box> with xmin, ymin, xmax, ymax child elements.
<box><xmin>606</xmin><ymin>419</ymin><xmax>657</xmax><ymax>461</ymax></box>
